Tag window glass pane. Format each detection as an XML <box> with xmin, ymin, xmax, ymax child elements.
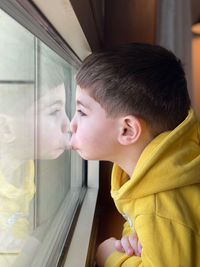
<box><xmin>36</xmin><ymin>42</ymin><xmax>71</xmax><ymax>223</ymax></box>
<box><xmin>0</xmin><ymin>8</ymin><xmax>84</xmax><ymax>267</ymax></box>
<box><xmin>0</xmin><ymin>8</ymin><xmax>35</xmax><ymax>266</ymax></box>
<box><xmin>0</xmin><ymin>9</ymin><xmax>34</xmax><ymax>81</ymax></box>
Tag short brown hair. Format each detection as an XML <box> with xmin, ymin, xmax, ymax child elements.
<box><xmin>76</xmin><ymin>43</ymin><xmax>191</xmax><ymax>136</ymax></box>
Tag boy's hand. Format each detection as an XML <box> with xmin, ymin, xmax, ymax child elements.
<box><xmin>115</xmin><ymin>233</ymin><xmax>142</xmax><ymax>256</ymax></box>
<box><xmin>95</xmin><ymin>237</ymin><xmax>116</xmax><ymax>267</ymax></box>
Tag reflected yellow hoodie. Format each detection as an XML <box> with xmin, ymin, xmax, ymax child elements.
<box><xmin>105</xmin><ymin>110</ymin><xmax>200</xmax><ymax>267</ymax></box>
<box><xmin>0</xmin><ymin>160</ymin><xmax>35</xmax><ymax>266</ymax></box>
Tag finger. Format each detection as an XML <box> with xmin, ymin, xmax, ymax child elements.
<box><xmin>115</xmin><ymin>239</ymin><xmax>125</xmax><ymax>252</ymax></box>
<box><xmin>129</xmin><ymin>233</ymin><xmax>138</xmax><ymax>255</ymax></box>
<box><xmin>121</xmin><ymin>236</ymin><xmax>134</xmax><ymax>255</ymax></box>
<box><xmin>137</xmin><ymin>240</ymin><xmax>142</xmax><ymax>256</ymax></box>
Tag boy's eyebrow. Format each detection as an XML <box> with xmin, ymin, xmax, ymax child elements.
<box><xmin>76</xmin><ymin>100</ymin><xmax>90</xmax><ymax>109</ymax></box>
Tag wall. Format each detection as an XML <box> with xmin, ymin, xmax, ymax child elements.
<box><xmin>104</xmin><ymin>0</ymin><xmax>157</xmax><ymax>47</ymax></box>
<box><xmin>97</xmin><ymin>0</ymin><xmax>157</xmax><ymax>246</ymax></box>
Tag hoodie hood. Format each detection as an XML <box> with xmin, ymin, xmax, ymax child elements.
<box><xmin>111</xmin><ymin>109</ymin><xmax>200</xmax><ymax>200</ymax></box>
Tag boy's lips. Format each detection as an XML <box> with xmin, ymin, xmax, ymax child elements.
<box><xmin>70</xmin><ymin>144</ymin><xmax>77</xmax><ymax>150</ymax></box>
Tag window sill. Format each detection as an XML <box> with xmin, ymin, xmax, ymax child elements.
<box><xmin>63</xmin><ymin>187</ymin><xmax>98</xmax><ymax>267</ymax></box>
<box><xmin>63</xmin><ymin>160</ymin><xmax>99</xmax><ymax>267</ymax></box>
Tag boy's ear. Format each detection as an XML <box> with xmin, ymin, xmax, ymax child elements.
<box><xmin>0</xmin><ymin>114</ymin><xmax>16</xmax><ymax>143</ymax></box>
<box><xmin>118</xmin><ymin>115</ymin><xmax>142</xmax><ymax>145</ymax></box>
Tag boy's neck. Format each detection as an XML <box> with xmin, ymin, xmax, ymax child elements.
<box><xmin>114</xmin><ymin>129</ymin><xmax>154</xmax><ymax>178</ymax></box>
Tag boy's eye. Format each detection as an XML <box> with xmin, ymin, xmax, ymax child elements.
<box><xmin>77</xmin><ymin>109</ymin><xmax>86</xmax><ymax>116</ymax></box>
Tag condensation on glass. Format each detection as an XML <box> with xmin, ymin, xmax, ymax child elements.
<box><xmin>0</xmin><ymin>8</ymin><xmax>83</xmax><ymax>267</ymax></box>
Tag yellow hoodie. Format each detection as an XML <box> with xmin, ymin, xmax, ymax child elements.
<box><xmin>105</xmin><ymin>110</ymin><xmax>200</xmax><ymax>267</ymax></box>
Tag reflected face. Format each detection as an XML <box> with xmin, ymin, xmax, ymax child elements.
<box><xmin>36</xmin><ymin>83</ymin><xmax>70</xmax><ymax>159</ymax></box>
<box><xmin>14</xmin><ymin>84</ymin><xmax>70</xmax><ymax>160</ymax></box>
<box><xmin>70</xmin><ymin>86</ymin><xmax>119</xmax><ymax>161</ymax></box>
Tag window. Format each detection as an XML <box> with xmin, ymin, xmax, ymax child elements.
<box><xmin>0</xmin><ymin>5</ymin><xmax>86</xmax><ymax>267</ymax></box>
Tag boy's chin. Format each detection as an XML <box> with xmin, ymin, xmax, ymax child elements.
<box><xmin>76</xmin><ymin>150</ymin><xmax>100</xmax><ymax>161</ymax></box>
<box><xmin>74</xmin><ymin>149</ymin><xmax>88</xmax><ymax>160</ymax></box>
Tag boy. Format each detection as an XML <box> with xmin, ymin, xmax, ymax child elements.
<box><xmin>70</xmin><ymin>43</ymin><xmax>200</xmax><ymax>266</ymax></box>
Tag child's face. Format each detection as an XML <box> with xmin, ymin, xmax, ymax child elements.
<box><xmin>14</xmin><ymin>83</ymin><xmax>70</xmax><ymax>160</ymax></box>
<box><xmin>70</xmin><ymin>86</ymin><xmax>120</xmax><ymax>161</ymax></box>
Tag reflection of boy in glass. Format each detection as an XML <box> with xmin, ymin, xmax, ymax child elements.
<box><xmin>0</xmin><ymin>67</ymin><xmax>70</xmax><ymax>266</ymax></box>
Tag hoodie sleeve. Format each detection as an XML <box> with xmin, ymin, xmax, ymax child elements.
<box><xmin>122</xmin><ymin>221</ymin><xmax>133</xmax><ymax>236</ymax></box>
<box><xmin>105</xmin><ymin>214</ymin><xmax>199</xmax><ymax>267</ymax></box>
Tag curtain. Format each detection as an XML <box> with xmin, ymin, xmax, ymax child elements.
<box><xmin>156</xmin><ymin>0</ymin><xmax>193</xmax><ymax>103</ymax></box>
